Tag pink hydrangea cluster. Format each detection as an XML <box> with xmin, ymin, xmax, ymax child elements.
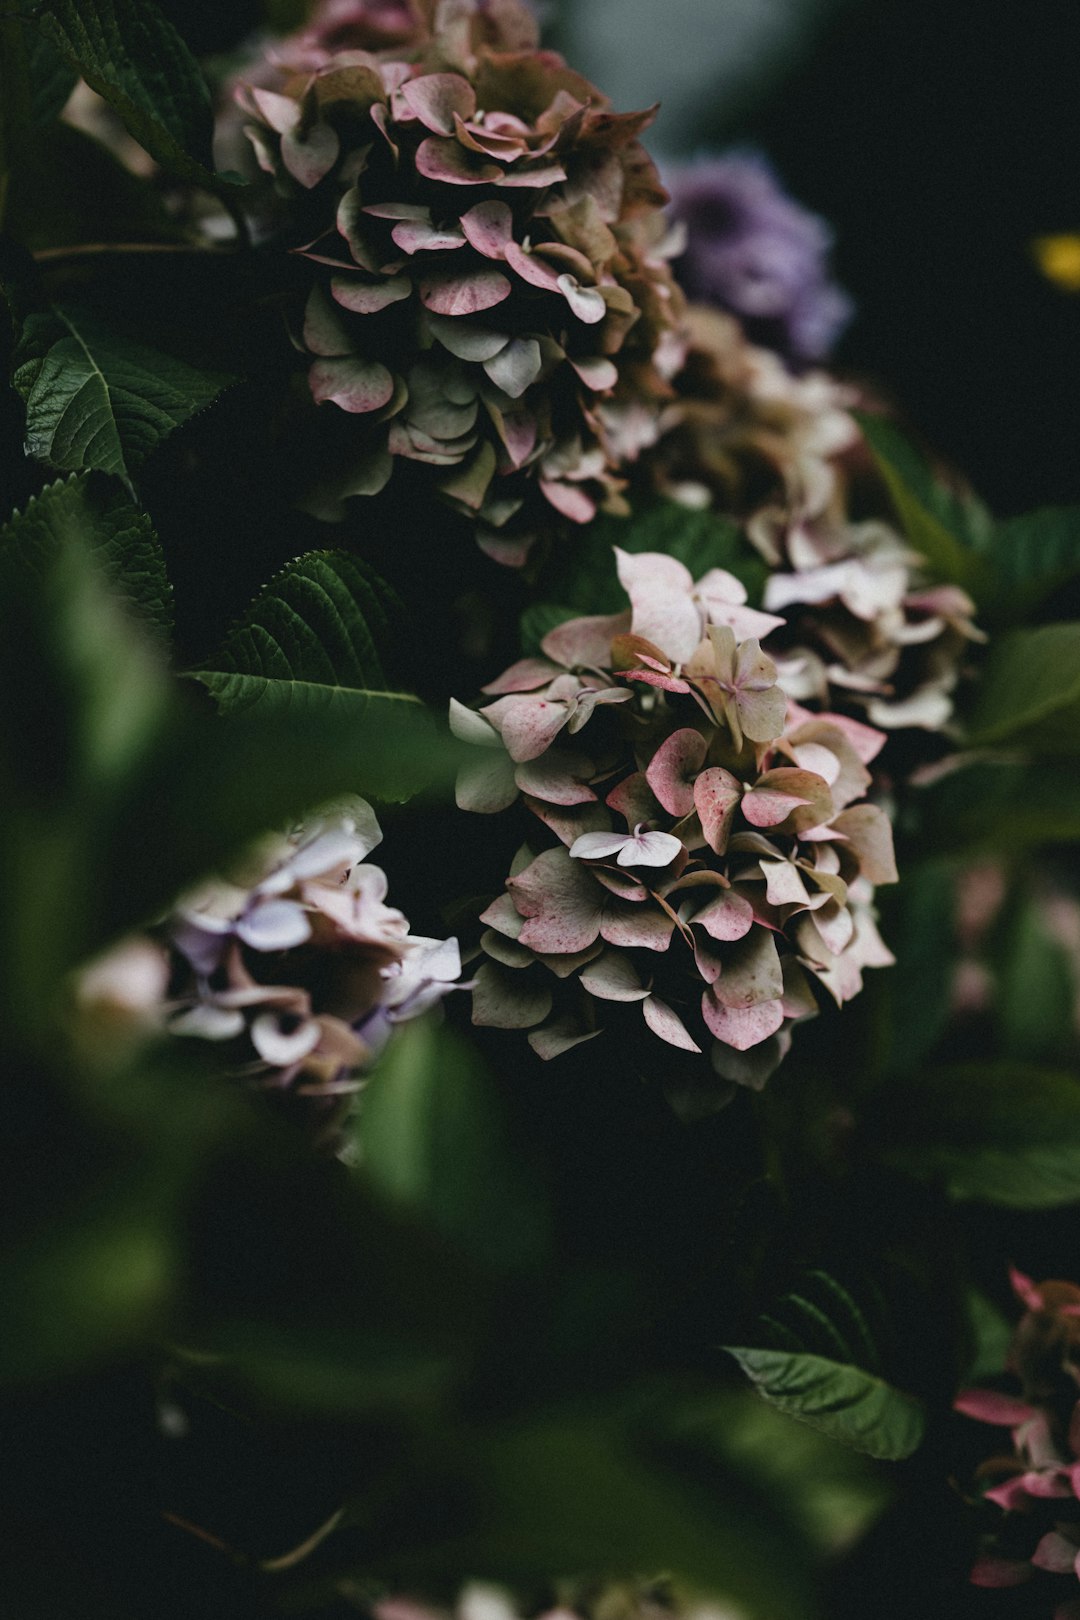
<box><xmin>644</xmin><ymin>306</ymin><xmax>984</xmax><ymax>730</ymax></box>
<box><xmin>956</xmin><ymin>1269</ymin><xmax>1080</xmax><ymax>1614</ymax></box>
<box><xmin>235</xmin><ymin>0</ymin><xmax>684</xmax><ymax>558</ymax></box>
<box><xmin>453</xmin><ymin>547</ymin><xmax>897</xmax><ymax>1085</ymax></box>
<box><xmin>76</xmin><ymin>799</ymin><xmax>461</xmax><ymax>1099</ymax></box>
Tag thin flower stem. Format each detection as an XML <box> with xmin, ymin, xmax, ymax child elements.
<box><xmin>32</xmin><ymin>241</ymin><xmax>237</xmax><ymax>263</ymax></box>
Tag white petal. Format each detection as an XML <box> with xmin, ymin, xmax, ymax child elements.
<box><xmin>569</xmin><ymin>831</ymin><xmax>631</xmax><ymax>861</ymax></box>
<box><xmin>236</xmin><ymin>900</ymin><xmax>312</xmax><ymax>952</ymax></box>
<box><xmin>250</xmin><ymin>1014</ymin><xmax>323</xmax><ymax>1066</ymax></box>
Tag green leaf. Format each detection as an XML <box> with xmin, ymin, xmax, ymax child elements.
<box><xmin>965</xmin><ymin>622</ymin><xmax>1080</xmax><ymax>750</ymax></box>
<box><xmin>724</xmin><ymin>1270</ymin><xmax>926</xmax><ymax>1461</ymax></box>
<box><xmin>0</xmin><ymin>472</ymin><xmax>172</xmax><ymax>637</ymax></box>
<box><xmin>24</xmin><ymin>22</ymin><xmax>77</xmax><ymax>124</ymax></box>
<box><xmin>397</xmin><ymin>1413</ymin><xmax>817</xmax><ymax>1620</ymax></box>
<box><xmin>857</xmin><ymin>412</ymin><xmax>992</xmax><ymax>593</ymax></box>
<box><xmin>27</xmin><ymin>0</ymin><xmax>223</xmax><ymax>188</ymax></box>
<box><xmin>724</xmin><ymin>1347</ymin><xmax>926</xmax><ymax>1461</ymax></box>
<box><xmin>979</xmin><ymin>506</ymin><xmax>1080</xmax><ymax>625</ymax></box>
<box><xmin>874</xmin><ymin>858</ymin><xmax>959</xmax><ymax>1073</ymax></box>
<box><xmin>13</xmin><ymin>303</ymin><xmax>233</xmax><ymax>485</ymax></box>
<box><xmin>913</xmin><ymin>758</ymin><xmax>1080</xmax><ymax>854</ymax></box>
<box><xmin>194</xmin><ymin>549</ymin><xmax>397</xmax><ymax>702</ymax></box>
<box><xmin>685</xmin><ymin>1395</ymin><xmax>892</xmax><ymax>1555</ymax></box>
<box><xmin>359</xmin><ymin>1019</ymin><xmax>550</xmax><ymax>1272</ymax></box>
<box><xmin>996</xmin><ymin>893</ymin><xmax>1077</xmax><ymax>1063</ymax></box>
<box><xmin>877</xmin><ymin>1062</ymin><xmax>1080</xmax><ymax>1208</ymax></box>
<box><xmin>963</xmin><ymin>1289</ymin><xmax>1013</xmax><ymax>1382</ymax></box>
<box><xmin>190</xmin><ymin>552</ymin><xmax>449</xmax><ymax>801</ymax></box>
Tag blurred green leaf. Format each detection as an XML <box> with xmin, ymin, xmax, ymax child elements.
<box><xmin>724</xmin><ymin>1270</ymin><xmax>926</xmax><ymax>1461</ymax></box>
<box><xmin>965</xmin><ymin>622</ymin><xmax>1080</xmax><ymax>750</ymax></box>
<box><xmin>5</xmin><ymin>122</ymin><xmax>180</xmax><ymax>251</ymax></box>
<box><xmin>13</xmin><ymin>303</ymin><xmax>234</xmax><ymax>487</ymax></box>
<box><xmin>689</xmin><ymin>1395</ymin><xmax>892</xmax><ymax>1555</ymax></box>
<box><xmin>359</xmin><ymin>1019</ymin><xmax>550</xmax><ymax>1273</ymax></box>
<box><xmin>26</xmin><ymin>0</ymin><xmax>225</xmax><ymax>189</ymax></box>
<box><xmin>0</xmin><ymin>472</ymin><xmax>172</xmax><ymax>637</ymax></box>
<box><xmin>857</xmin><ymin>413</ymin><xmax>992</xmax><ymax>593</ymax></box>
<box><xmin>875</xmin><ymin>858</ymin><xmax>958</xmax><ymax>1074</ymax></box>
<box><xmin>963</xmin><ymin>1289</ymin><xmax>1013</xmax><ymax>1382</ymax></box>
<box><xmin>390</xmin><ymin>1412</ymin><xmax>818</xmax><ymax>1619</ymax></box>
<box><xmin>876</xmin><ymin>1062</ymin><xmax>1080</xmax><ymax>1207</ymax></box>
<box><xmin>0</xmin><ymin>1043</ymin><xmax>240</xmax><ymax>1385</ymax></box>
<box><xmin>978</xmin><ymin>506</ymin><xmax>1080</xmax><ymax>626</ymax></box>
<box><xmin>912</xmin><ymin>758</ymin><xmax>1080</xmax><ymax>854</ymax></box>
<box><xmin>24</xmin><ymin>22</ymin><xmax>77</xmax><ymax>124</ymax></box>
<box><xmin>995</xmin><ymin>892</ymin><xmax>1076</xmax><ymax>1063</ymax></box>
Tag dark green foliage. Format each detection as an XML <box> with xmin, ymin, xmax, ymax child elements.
<box><xmin>26</xmin><ymin>0</ymin><xmax>222</xmax><ymax>186</ymax></box>
<box><xmin>13</xmin><ymin>304</ymin><xmax>234</xmax><ymax>486</ymax></box>
<box><xmin>875</xmin><ymin>1063</ymin><xmax>1080</xmax><ymax>1207</ymax></box>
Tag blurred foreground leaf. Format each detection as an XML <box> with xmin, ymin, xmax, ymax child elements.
<box><xmin>0</xmin><ymin>471</ymin><xmax>172</xmax><ymax>636</ymax></box>
<box><xmin>913</xmin><ymin>758</ymin><xmax>1080</xmax><ymax>853</ymax></box>
<box><xmin>359</xmin><ymin>1019</ymin><xmax>550</xmax><ymax>1273</ymax></box>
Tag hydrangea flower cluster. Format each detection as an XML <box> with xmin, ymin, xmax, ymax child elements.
<box><xmin>644</xmin><ymin>305</ymin><xmax>984</xmax><ymax>730</ymax></box>
<box><xmin>956</xmin><ymin>1269</ymin><xmax>1080</xmax><ymax>1614</ymax></box>
<box><xmin>76</xmin><ymin>799</ymin><xmax>462</xmax><ymax>1098</ymax></box>
<box><xmin>236</xmin><ymin>0</ymin><xmax>684</xmax><ymax>559</ymax></box>
<box><xmin>453</xmin><ymin>547</ymin><xmax>896</xmax><ymax>1085</ymax></box>
<box><xmin>665</xmin><ymin>151</ymin><xmax>853</xmax><ymax>365</ymax></box>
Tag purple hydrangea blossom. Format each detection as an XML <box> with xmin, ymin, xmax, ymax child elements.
<box><xmin>665</xmin><ymin>151</ymin><xmax>853</xmax><ymax>365</ymax></box>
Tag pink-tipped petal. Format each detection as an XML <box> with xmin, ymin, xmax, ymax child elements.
<box><xmin>646</xmin><ymin>728</ymin><xmax>708</xmax><ymax>816</ymax></box>
<box><xmin>694</xmin><ymin>887</ymin><xmax>756</xmax><ymax>943</ymax></box>
<box><xmin>309</xmin><ymin>354</ymin><xmax>396</xmax><ymax>413</ymax></box>
<box><xmin>694</xmin><ymin>766</ymin><xmax>742</xmax><ymax>855</ymax></box>
<box><xmin>400</xmin><ymin>72</ymin><xmax>477</xmax><ymax>135</ymax></box>
<box><xmin>702</xmin><ymin>994</ymin><xmax>785</xmax><ymax>1051</ymax></box>
<box><xmin>420</xmin><ymin>268</ymin><xmax>512</xmax><ymax>316</ymax></box>
<box><xmin>508</xmin><ymin>847</ymin><xmax>604</xmax><ymax>955</ymax></box>
<box><xmin>415</xmin><ymin>135</ymin><xmax>503</xmax><ymax>185</ymax></box>
<box><xmin>481</xmin><ymin>657</ymin><xmax>560</xmax><ymax>695</ymax></box>
<box><xmin>953</xmin><ymin>1389</ymin><xmax>1039</xmax><ymax>1426</ymax></box>
<box><xmin>331</xmin><ymin>274</ymin><xmax>412</xmax><ymax>314</ymax></box>
<box><xmin>460</xmin><ymin>199</ymin><xmax>515</xmax><ymax>258</ymax></box>
<box><xmin>541</xmin><ymin>612</ymin><xmax>631</xmax><ymax>669</ymax></box>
